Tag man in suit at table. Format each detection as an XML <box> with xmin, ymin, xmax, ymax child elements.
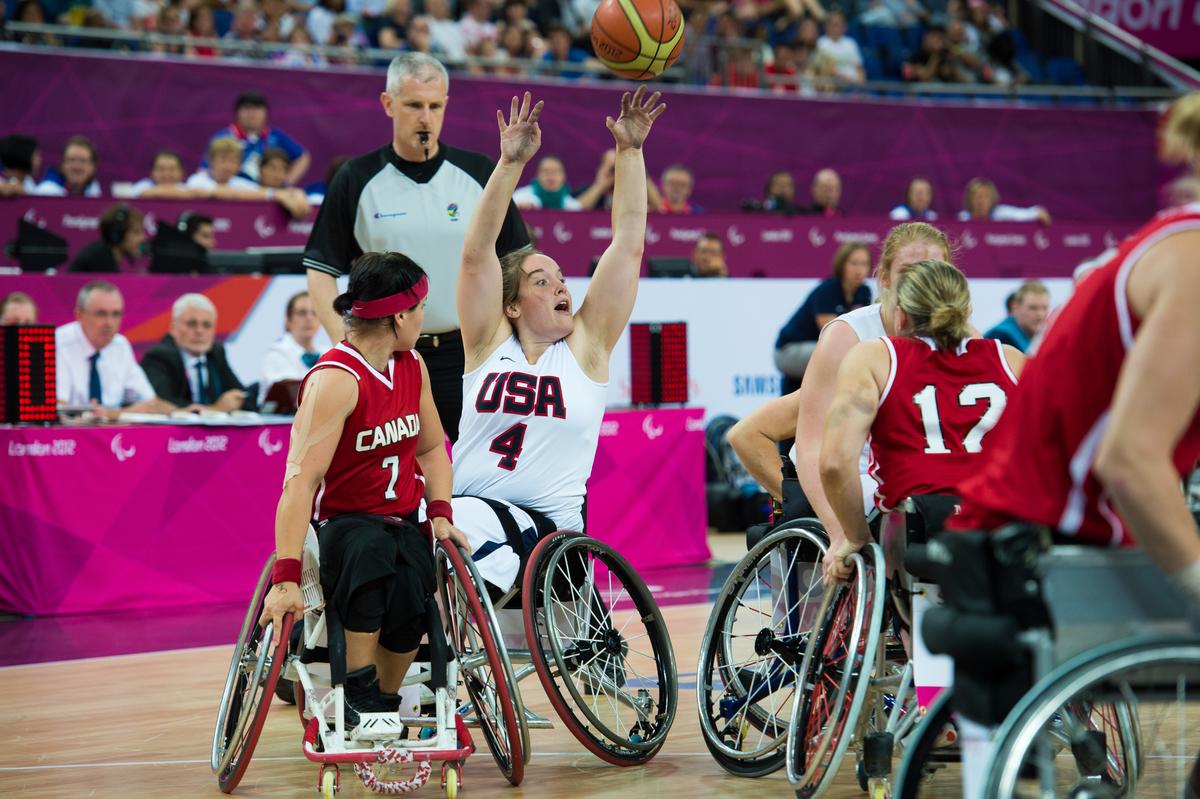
<box><xmin>141</xmin><ymin>293</ymin><xmax>251</xmax><ymax>412</ymax></box>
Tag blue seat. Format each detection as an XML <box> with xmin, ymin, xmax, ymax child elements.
<box><xmin>862</xmin><ymin>47</ymin><xmax>886</xmax><ymax>80</ymax></box>
<box><xmin>1045</xmin><ymin>56</ymin><xmax>1086</xmax><ymax>85</ymax></box>
<box><xmin>1008</xmin><ymin>27</ymin><xmax>1031</xmax><ymax>55</ymax></box>
<box><xmin>212</xmin><ymin>8</ymin><xmax>233</xmax><ymax>37</ymax></box>
<box><xmin>864</xmin><ymin>24</ymin><xmax>904</xmax><ymax>55</ymax></box>
<box><xmin>1016</xmin><ymin>51</ymin><xmax>1044</xmax><ymax>82</ymax></box>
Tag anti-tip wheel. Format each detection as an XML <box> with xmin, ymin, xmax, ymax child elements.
<box><xmin>321</xmin><ymin>767</ymin><xmax>337</xmax><ymax>798</ymax></box>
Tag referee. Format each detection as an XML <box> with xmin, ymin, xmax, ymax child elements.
<box><xmin>304</xmin><ymin>53</ymin><xmax>529</xmax><ymax>442</ymax></box>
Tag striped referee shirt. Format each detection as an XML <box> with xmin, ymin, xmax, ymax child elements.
<box><xmin>304</xmin><ymin>142</ymin><xmax>529</xmax><ymax>334</ymax></box>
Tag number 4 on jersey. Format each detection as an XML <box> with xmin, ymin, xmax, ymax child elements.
<box><xmin>490</xmin><ymin>422</ymin><xmax>527</xmax><ymax>470</ymax></box>
<box><xmin>913</xmin><ymin>382</ymin><xmax>1006</xmax><ymax>455</ymax></box>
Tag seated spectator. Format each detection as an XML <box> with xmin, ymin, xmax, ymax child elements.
<box><xmin>496</xmin><ymin>23</ymin><xmax>535</xmax><ymax>72</ymax></box>
<box><xmin>889</xmin><ymin>176</ymin><xmax>938</xmax><ymax>220</ymax></box>
<box><xmin>512</xmin><ymin>155</ymin><xmax>583</xmax><ymax>210</ymax></box>
<box><xmin>35</xmin><ymin>136</ymin><xmax>102</xmax><ymax>197</ymax></box>
<box><xmin>573</xmin><ymin>147</ymin><xmax>660</xmax><ymax>210</ymax></box>
<box><xmin>984</xmin><ymin>279</ymin><xmax>1049</xmax><ymax>352</ymax></box>
<box><xmin>70</xmin><ymin>203</ymin><xmax>146</xmax><ymax>274</ymax></box>
<box><xmin>141</xmin><ymin>293</ymin><xmax>250</xmax><ymax>412</ymax></box>
<box><xmin>305</xmin><ymin>155</ymin><xmax>348</xmax><ymax>204</ymax></box>
<box><xmin>813</xmin><ymin>9</ymin><xmax>865</xmax><ymax>84</ymax></box>
<box><xmin>946</xmin><ymin>19</ymin><xmax>989</xmax><ymax>81</ymax></box>
<box><xmin>207</xmin><ymin>91</ymin><xmax>310</xmax><ymax>185</ymax></box>
<box><xmin>224</xmin><ymin>1</ymin><xmax>262</xmax><ymax>45</ymax></box>
<box><xmin>774</xmin><ymin>241</ymin><xmax>872</xmax><ymax>393</ymax></box>
<box><xmin>559</xmin><ymin>0</ymin><xmax>603</xmax><ymax>44</ymax></box>
<box><xmin>189</xmin><ymin>138</ymin><xmax>312</xmax><ymax>218</ymax></box>
<box><xmin>765</xmin><ymin>43</ymin><xmax>808</xmax><ymax>93</ymax></box>
<box><xmin>376</xmin><ymin>0</ymin><xmax>411</xmax><ymax>48</ymax></box>
<box><xmin>13</xmin><ymin>0</ymin><xmax>62</xmax><ymax>47</ymax></box>
<box><xmin>182</xmin><ymin>213</ymin><xmax>217</xmax><ymax>250</ymax></box>
<box><xmin>260</xmin><ymin>0</ymin><xmax>295</xmax><ymax>40</ymax></box>
<box><xmin>0</xmin><ymin>134</ymin><xmax>41</xmax><ymax>196</ymax></box>
<box><xmin>187</xmin><ymin>4</ymin><xmax>220</xmax><ymax>57</ymax></box>
<box><xmin>958</xmin><ymin>177</ymin><xmax>1051</xmax><ymax>223</ymax></box>
<box><xmin>803</xmin><ymin>167</ymin><xmax>844</xmax><ymax>217</ymax></box>
<box><xmin>276</xmin><ymin>26</ymin><xmax>327</xmax><ymax>67</ymax></box>
<box><xmin>691</xmin><ymin>232</ymin><xmax>728</xmax><ymax>277</ymax></box>
<box><xmin>306</xmin><ymin>0</ymin><xmax>339</xmax><ymax>43</ymax></box>
<box><xmin>0</xmin><ymin>292</ymin><xmax>38</xmax><ymax>325</ymax></box>
<box><xmin>151</xmin><ymin>5</ymin><xmax>188</xmax><ymax>55</ymax></box>
<box><xmin>502</xmin><ymin>0</ymin><xmax>539</xmax><ymax>36</ymax></box>
<box><xmin>744</xmin><ymin>169</ymin><xmax>799</xmax><ymax>213</ymax></box>
<box><xmin>711</xmin><ymin>45</ymin><xmax>761</xmax><ymax>89</ymax></box>
<box><xmin>542</xmin><ymin>23</ymin><xmax>590</xmax><ymax>79</ymax></box>
<box><xmin>903</xmin><ymin>26</ymin><xmax>969</xmax><ymax>83</ymax></box>
<box><xmin>329</xmin><ymin>14</ymin><xmax>370</xmax><ymax>61</ymax></box>
<box><xmin>405</xmin><ymin>14</ymin><xmax>436</xmax><ymax>53</ymax></box>
<box><xmin>56</xmin><ymin>281</ymin><xmax>176</xmax><ymax>416</ymax></box>
<box><xmin>129</xmin><ymin>150</ymin><xmax>193</xmax><ymax>199</ymax></box>
<box><xmin>657</xmin><ymin>164</ymin><xmax>702</xmax><ymax>214</ymax></box>
<box><xmin>459</xmin><ymin>0</ymin><xmax>499</xmax><ymax>51</ymax></box>
<box><xmin>259</xmin><ymin>147</ymin><xmax>293</xmax><ymax>189</ymax></box>
<box><xmin>425</xmin><ymin>0</ymin><xmax>466</xmax><ymax>60</ymax></box>
<box><xmin>262</xmin><ymin>291</ymin><xmax>323</xmax><ymax>392</ymax></box>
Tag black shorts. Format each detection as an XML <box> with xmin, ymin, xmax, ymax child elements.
<box><xmin>318</xmin><ymin>513</ymin><xmax>434</xmax><ymax>651</ymax></box>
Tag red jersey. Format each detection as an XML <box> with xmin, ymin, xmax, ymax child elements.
<box><xmin>298</xmin><ymin>342</ymin><xmax>424</xmax><ymax>522</ymax></box>
<box><xmin>869</xmin><ymin>336</ymin><xmax>1019</xmax><ymax>512</ymax></box>
<box><xmin>957</xmin><ymin>204</ymin><xmax>1200</xmax><ymax>545</ymax></box>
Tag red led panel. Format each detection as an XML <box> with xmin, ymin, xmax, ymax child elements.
<box><xmin>629</xmin><ymin>321</ymin><xmax>688</xmax><ymax>406</ymax></box>
<box><xmin>2</xmin><ymin>325</ymin><xmax>57</xmax><ymax>423</ymax></box>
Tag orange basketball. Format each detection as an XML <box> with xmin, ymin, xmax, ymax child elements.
<box><xmin>590</xmin><ymin>0</ymin><xmax>685</xmax><ymax>80</ymax></box>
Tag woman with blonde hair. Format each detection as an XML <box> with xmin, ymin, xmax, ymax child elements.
<box><xmin>729</xmin><ymin>222</ymin><xmax>954</xmax><ymax>539</ymax></box>
<box><xmin>819</xmin><ymin>259</ymin><xmax>1025</xmax><ymax>581</ymax></box>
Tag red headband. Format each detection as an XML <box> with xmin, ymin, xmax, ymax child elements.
<box><xmin>350</xmin><ymin>276</ymin><xmax>429</xmax><ymax>318</ymax></box>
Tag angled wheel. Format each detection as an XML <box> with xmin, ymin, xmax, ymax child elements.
<box><xmin>984</xmin><ymin>638</ymin><xmax>1200</xmax><ymax>799</ymax></box>
<box><xmin>523</xmin><ymin>531</ymin><xmax>679</xmax><ymax>766</ymax></box>
<box><xmin>787</xmin><ymin>542</ymin><xmax>887</xmax><ymax>798</ymax></box>
<box><xmin>437</xmin><ymin>540</ymin><xmax>525</xmax><ymax>786</ymax></box>
<box><xmin>696</xmin><ymin>519</ymin><xmax>829</xmax><ymax>777</ymax></box>
<box><xmin>211</xmin><ymin>555</ymin><xmax>294</xmax><ymax>793</ymax></box>
<box><xmin>893</xmin><ymin>687</ymin><xmax>961</xmax><ymax>797</ymax></box>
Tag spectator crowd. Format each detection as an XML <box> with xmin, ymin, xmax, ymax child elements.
<box><xmin>6</xmin><ymin>0</ymin><xmax>1068</xmax><ymax>91</ymax></box>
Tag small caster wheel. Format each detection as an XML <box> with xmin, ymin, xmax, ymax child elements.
<box><xmin>856</xmin><ymin>757</ymin><xmax>869</xmax><ymax>791</ymax></box>
<box><xmin>445</xmin><ymin>767</ymin><xmax>458</xmax><ymax>799</ymax></box>
<box><xmin>320</xmin><ymin>766</ymin><xmax>339</xmax><ymax>798</ymax></box>
<box><xmin>869</xmin><ymin>779</ymin><xmax>892</xmax><ymax>799</ymax></box>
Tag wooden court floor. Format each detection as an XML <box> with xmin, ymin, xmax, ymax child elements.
<box><xmin>0</xmin><ymin>600</ymin><xmax>879</xmax><ymax>799</ymax></box>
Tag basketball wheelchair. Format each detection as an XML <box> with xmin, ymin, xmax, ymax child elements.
<box><xmin>893</xmin><ymin>525</ymin><xmax>1200</xmax><ymax>798</ymax></box>
<box><xmin>696</xmin><ymin>456</ymin><xmax>967</xmax><ymax>798</ymax></box>
<box><xmin>439</xmin><ymin>500</ymin><xmax>680</xmax><ymax>782</ymax></box>
<box><xmin>212</xmin><ymin>524</ymin><xmax>489</xmax><ymax>797</ymax></box>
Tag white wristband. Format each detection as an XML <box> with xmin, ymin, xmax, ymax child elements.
<box><xmin>1170</xmin><ymin>558</ymin><xmax>1200</xmax><ymax>606</ymax></box>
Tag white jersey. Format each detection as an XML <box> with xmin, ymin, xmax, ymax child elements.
<box><xmin>453</xmin><ymin>336</ymin><xmax>608</xmax><ymax>531</ymax></box>
<box><xmin>826</xmin><ymin>302</ymin><xmax>886</xmax><ymax>513</ymax></box>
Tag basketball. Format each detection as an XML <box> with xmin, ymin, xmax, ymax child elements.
<box><xmin>590</xmin><ymin>0</ymin><xmax>685</xmax><ymax>80</ymax></box>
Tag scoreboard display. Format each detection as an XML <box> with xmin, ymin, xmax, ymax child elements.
<box><xmin>1</xmin><ymin>325</ymin><xmax>57</xmax><ymax>423</ymax></box>
<box><xmin>629</xmin><ymin>321</ymin><xmax>689</xmax><ymax>406</ymax></box>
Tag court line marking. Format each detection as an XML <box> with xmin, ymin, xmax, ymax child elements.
<box><xmin>0</xmin><ymin>644</ymin><xmax>234</xmax><ymax>671</ymax></box>
<box><xmin>0</xmin><ymin>753</ymin><xmax>723</xmax><ymax>771</ymax></box>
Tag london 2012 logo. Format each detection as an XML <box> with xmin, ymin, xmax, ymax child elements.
<box><xmin>446</xmin><ymin>203</ymin><xmax>460</xmax><ymax>221</ymax></box>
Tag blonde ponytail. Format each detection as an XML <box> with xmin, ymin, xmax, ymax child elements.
<box><xmin>894</xmin><ymin>259</ymin><xmax>972</xmax><ymax>351</ymax></box>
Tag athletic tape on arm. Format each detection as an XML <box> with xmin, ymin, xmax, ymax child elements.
<box><xmin>282</xmin><ymin>367</ymin><xmax>357</xmax><ymax>490</ymax></box>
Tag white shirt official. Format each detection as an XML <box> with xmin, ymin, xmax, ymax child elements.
<box><xmin>55</xmin><ymin>321</ymin><xmax>155</xmax><ymax>408</ymax></box>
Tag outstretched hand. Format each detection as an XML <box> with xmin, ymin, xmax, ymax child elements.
<box><xmin>606</xmin><ymin>85</ymin><xmax>667</xmax><ymax>151</ymax></box>
<box><xmin>497</xmin><ymin>91</ymin><xmax>544</xmax><ymax>166</ymax></box>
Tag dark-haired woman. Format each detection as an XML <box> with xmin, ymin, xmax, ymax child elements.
<box><xmin>818</xmin><ymin>259</ymin><xmax>1025</xmax><ymax>583</ymax></box>
<box><xmin>449</xmin><ymin>87</ymin><xmax>665</xmax><ymax>593</ymax></box>
<box><xmin>259</xmin><ymin>251</ymin><xmax>468</xmax><ymax>726</ymax></box>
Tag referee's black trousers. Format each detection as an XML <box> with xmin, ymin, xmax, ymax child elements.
<box><xmin>416</xmin><ymin>330</ymin><xmax>464</xmax><ymax>443</ymax></box>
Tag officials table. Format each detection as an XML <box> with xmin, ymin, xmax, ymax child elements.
<box><xmin>0</xmin><ymin>407</ymin><xmax>708</xmax><ymax>616</ymax></box>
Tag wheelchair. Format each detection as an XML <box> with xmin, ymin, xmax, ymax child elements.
<box><xmin>894</xmin><ymin>529</ymin><xmax>1200</xmax><ymax>798</ymax></box>
<box><xmin>212</xmin><ymin>525</ymin><xmax>497</xmax><ymax>798</ymax></box>
<box><xmin>442</xmin><ymin>500</ymin><xmax>680</xmax><ymax>771</ymax></box>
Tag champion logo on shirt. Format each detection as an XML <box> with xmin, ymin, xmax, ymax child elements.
<box><xmin>374</xmin><ymin>211</ymin><xmax>408</xmax><ymax>219</ymax></box>
<box><xmin>446</xmin><ymin>203</ymin><xmax>460</xmax><ymax>221</ymax></box>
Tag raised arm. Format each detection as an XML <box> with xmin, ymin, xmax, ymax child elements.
<box><xmin>259</xmin><ymin>368</ymin><xmax>357</xmax><ymax>645</ymax></box>
<box><xmin>458</xmin><ymin>92</ymin><xmax>544</xmax><ymax>363</ymax></box>
<box><xmin>575</xmin><ymin>87</ymin><xmax>666</xmax><ymax>354</ymax></box>
<box><xmin>819</xmin><ymin>340</ymin><xmax>885</xmax><ymax>582</ymax></box>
